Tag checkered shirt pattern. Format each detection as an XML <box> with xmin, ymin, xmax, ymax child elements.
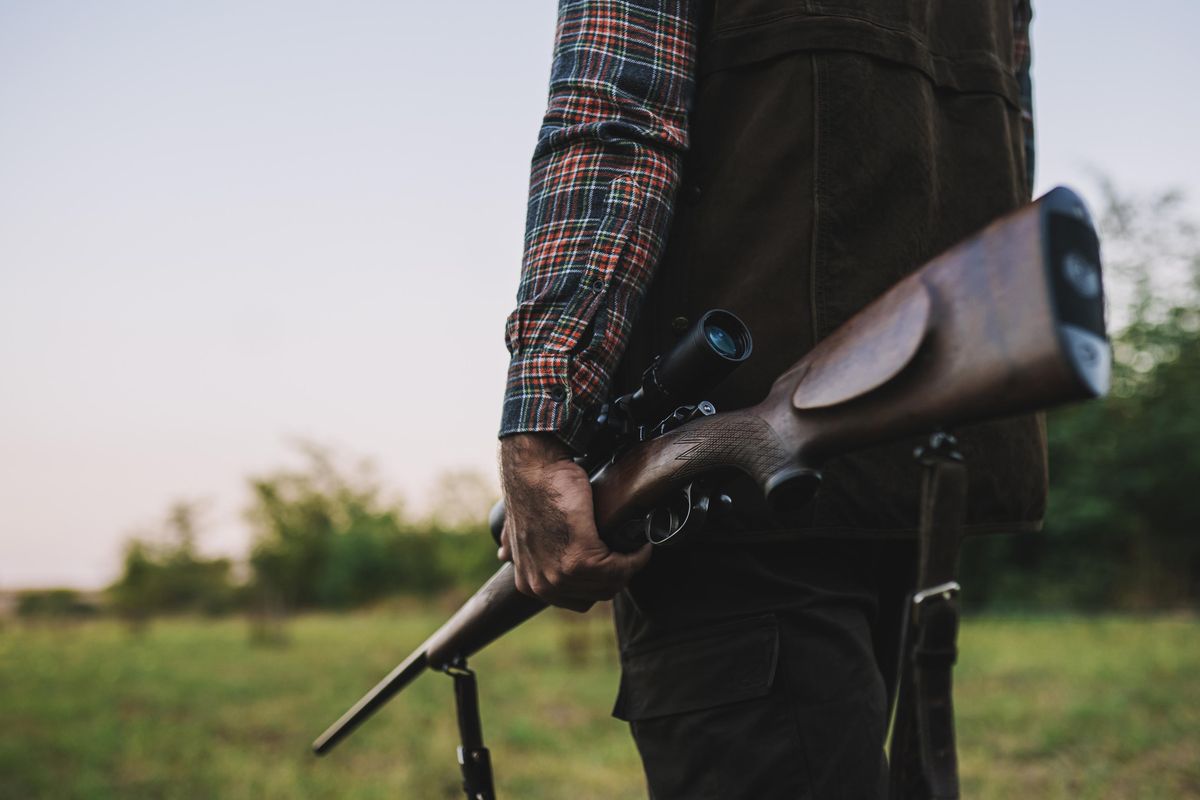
<box><xmin>500</xmin><ymin>0</ymin><xmax>1035</xmax><ymax>452</ymax></box>
<box><xmin>499</xmin><ymin>0</ymin><xmax>696</xmax><ymax>451</ymax></box>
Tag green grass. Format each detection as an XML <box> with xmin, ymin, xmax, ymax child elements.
<box><xmin>1</xmin><ymin>610</ymin><xmax>1197</xmax><ymax>799</ymax></box>
<box><xmin>956</xmin><ymin>615</ymin><xmax>1200</xmax><ymax>799</ymax></box>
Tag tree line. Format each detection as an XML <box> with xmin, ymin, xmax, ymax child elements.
<box><xmin>100</xmin><ymin>449</ymin><xmax>502</xmax><ymax>622</ymax></box>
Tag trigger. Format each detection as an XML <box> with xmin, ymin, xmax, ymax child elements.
<box><xmin>643</xmin><ymin>482</ymin><xmax>710</xmax><ymax>546</ymax></box>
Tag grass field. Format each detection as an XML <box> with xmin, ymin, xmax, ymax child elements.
<box><xmin>1</xmin><ymin>609</ymin><xmax>1197</xmax><ymax>799</ymax></box>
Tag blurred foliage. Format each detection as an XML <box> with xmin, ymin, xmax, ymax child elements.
<box><xmin>961</xmin><ymin>182</ymin><xmax>1200</xmax><ymax>611</ymax></box>
<box><xmin>15</xmin><ymin>589</ymin><xmax>101</xmax><ymax>621</ymax></box>
<box><xmin>107</xmin><ymin>502</ymin><xmax>238</xmax><ymax>623</ymax></box>
<box><xmin>245</xmin><ymin>444</ymin><xmax>498</xmax><ymax>613</ymax></box>
<box><xmin>104</xmin><ymin>451</ymin><xmax>499</xmax><ymax>621</ymax></box>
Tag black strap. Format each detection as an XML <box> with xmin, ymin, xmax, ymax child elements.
<box><xmin>888</xmin><ymin>433</ymin><xmax>966</xmax><ymax>800</ymax></box>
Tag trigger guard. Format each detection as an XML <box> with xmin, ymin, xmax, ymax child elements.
<box><xmin>644</xmin><ymin>482</ymin><xmax>710</xmax><ymax>546</ymax></box>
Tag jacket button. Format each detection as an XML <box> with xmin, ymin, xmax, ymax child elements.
<box><xmin>549</xmin><ymin>386</ymin><xmax>567</xmax><ymax>402</ymax></box>
<box><xmin>671</xmin><ymin>316</ymin><xmax>690</xmax><ymax>333</ymax></box>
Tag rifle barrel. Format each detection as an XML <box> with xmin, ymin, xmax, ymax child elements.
<box><xmin>313</xmin><ymin>563</ymin><xmax>546</xmax><ymax>754</ymax></box>
<box><xmin>312</xmin><ymin>648</ymin><xmax>430</xmax><ymax>755</ymax></box>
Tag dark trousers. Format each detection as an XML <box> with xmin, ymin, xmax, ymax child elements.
<box><xmin>612</xmin><ymin>537</ymin><xmax>918</xmax><ymax>799</ymax></box>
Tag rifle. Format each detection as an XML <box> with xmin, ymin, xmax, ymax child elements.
<box><xmin>313</xmin><ymin>187</ymin><xmax>1108</xmax><ymax>775</ymax></box>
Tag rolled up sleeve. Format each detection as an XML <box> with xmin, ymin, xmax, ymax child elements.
<box><xmin>500</xmin><ymin>0</ymin><xmax>697</xmax><ymax>452</ymax></box>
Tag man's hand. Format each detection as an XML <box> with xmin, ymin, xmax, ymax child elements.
<box><xmin>499</xmin><ymin>433</ymin><xmax>651</xmax><ymax>612</ymax></box>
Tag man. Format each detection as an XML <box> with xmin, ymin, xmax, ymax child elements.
<box><xmin>499</xmin><ymin>1</ymin><xmax>1039</xmax><ymax>796</ymax></box>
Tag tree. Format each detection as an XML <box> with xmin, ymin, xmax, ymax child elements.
<box><xmin>245</xmin><ymin>445</ymin><xmax>502</xmax><ymax>610</ymax></box>
<box><xmin>962</xmin><ymin>183</ymin><xmax>1200</xmax><ymax>609</ymax></box>
<box><xmin>108</xmin><ymin>501</ymin><xmax>237</xmax><ymax>623</ymax></box>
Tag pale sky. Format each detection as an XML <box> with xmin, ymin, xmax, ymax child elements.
<box><xmin>2</xmin><ymin>1</ymin><xmax>1198</xmax><ymax>588</ymax></box>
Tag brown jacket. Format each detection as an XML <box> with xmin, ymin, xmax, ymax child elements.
<box><xmin>615</xmin><ymin>0</ymin><xmax>1046</xmax><ymax>537</ymax></box>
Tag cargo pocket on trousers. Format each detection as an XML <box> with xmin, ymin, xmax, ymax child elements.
<box><xmin>613</xmin><ymin>615</ymin><xmax>779</xmax><ymax>721</ymax></box>
<box><xmin>612</xmin><ymin>615</ymin><xmax>811</xmax><ymax>799</ymax></box>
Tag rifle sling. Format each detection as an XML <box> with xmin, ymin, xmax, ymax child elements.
<box><xmin>889</xmin><ymin>439</ymin><xmax>967</xmax><ymax>800</ymax></box>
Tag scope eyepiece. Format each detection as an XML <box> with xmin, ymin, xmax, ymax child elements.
<box><xmin>623</xmin><ymin>309</ymin><xmax>753</xmax><ymax>426</ymax></box>
<box><xmin>704</xmin><ymin>321</ymin><xmax>742</xmax><ymax>358</ymax></box>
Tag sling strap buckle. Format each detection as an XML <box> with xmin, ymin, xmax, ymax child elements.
<box><xmin>910</xmin><ymin>581</ymin><xmax>961</xmax><ymax>625</ymax></box>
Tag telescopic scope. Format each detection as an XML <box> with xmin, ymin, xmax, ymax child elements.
<box><xmin>622</xmin><ymin>309</ymin><xmax>752</xmax><ymax>426</ymax></box>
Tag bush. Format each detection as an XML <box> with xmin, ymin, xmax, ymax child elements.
<box><xmin>108</xmin><ymin>502</ymin><xmax>239</xmax><ymax>620</ymax></box>
<box><xmin>15</xmin><ymin>589</ymin><xmax>101</xmax><ymax>620</ymax></box>
<box><xmin>245</xmin><ymin>445</ymin><xmax>499</xmax><ymax>611</ymax></box>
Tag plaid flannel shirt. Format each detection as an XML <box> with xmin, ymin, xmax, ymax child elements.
<box><xmin>500</xmin><ymin>0</ymin><xmax>1035</xmax><ymax>452</ymax></box>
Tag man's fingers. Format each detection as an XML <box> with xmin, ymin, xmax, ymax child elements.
<box><xmin>497</xmin><ymin>526</ymin><xmax>511</xmax><ymax>562</ymax></box>
<box><xmin>512</xmin><ymin>542</ymin><xmax>639</xmax><ymax>606</ymax></box>
<box><xmin>541</xmin><ymin>543</ymin><xmax>653</xmax><ymax>601</ymax></box>
<box><xmin>513</xmin><ymin>565</ymin><xmax>600</xmax><ymax>610</ymax></box>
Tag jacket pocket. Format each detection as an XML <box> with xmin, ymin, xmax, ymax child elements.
<box><xmin>613</xmin><ymin>614</ymin><xmax>779</xmax><ymax>721</ymax></box>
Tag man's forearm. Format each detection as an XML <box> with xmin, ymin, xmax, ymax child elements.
<box><xmin>499</xmin><ymin>0</ymin><xmax>697</xmax><ymax>452</ymax></box>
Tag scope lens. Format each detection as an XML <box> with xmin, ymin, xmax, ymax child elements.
<box><xmin>704</xmin><ymin>322</ymin><xmax>741</xmax><ymax>358</ymax></box>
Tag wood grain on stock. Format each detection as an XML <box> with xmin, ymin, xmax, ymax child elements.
<box><xmin>790</xmin><ymin>282</ymin><xmax>932</xmax><ymax>410</ymax></box>
<box><xmin>740</xmin><ymin>200</ymin><xmax>1075</xmax><ymax>467</ymax></box>
<box><xmin>590</xmin><ymin>411</ymin><xmax>796</xmax><ymax>528</ymax></box>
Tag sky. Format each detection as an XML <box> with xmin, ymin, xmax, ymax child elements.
<box><xmin>2</xmin><ymin>1</ymin><xmax>1198</xmax><ymax>588</ymax></box>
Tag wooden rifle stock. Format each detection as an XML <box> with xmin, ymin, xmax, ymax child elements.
<box><xmin>313</xmin><ymin>187</ymin><xmax>1108</xmax><ymax>755</ymax></box>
